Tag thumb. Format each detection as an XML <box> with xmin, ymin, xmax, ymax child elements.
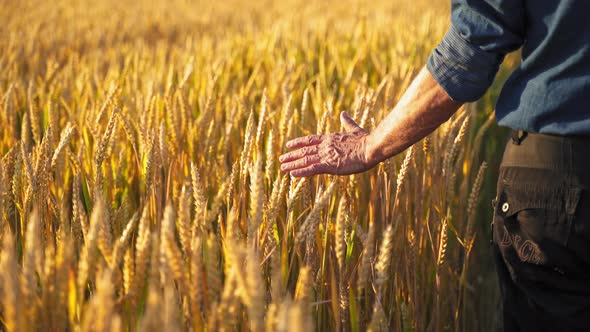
<box><xmin>340</xmin><ymin>111</ymin><xmax>362</xmax><ymax>132</ymax></box>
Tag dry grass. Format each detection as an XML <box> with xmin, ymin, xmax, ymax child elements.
<box><xmin>0</xmin><ymin>0</ymin><xmax>506</xmax><ymax>330</ymax></box>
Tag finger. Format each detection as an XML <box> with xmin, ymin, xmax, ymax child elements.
<box><xmin>279</xmin><ymin>145</ymin><xmax>319</xmax><ymax>163</ymax></box>
<box><xmin>290</xmin><ymin>163</ymin><xmax>330</xmax><ymax>177</ymax></box>
<box><xmin>280</xmin><ymin>154</ymin><xmax>321</xmax><ymax>172</ymax></box>
<box><xmin>340</xmin><ymin>111</ymin><xmax>362</xmax><ymax>132</ymax></box>
<box><xmin>285</xmin><ymin>135</ymin><xmax>324</xmax><ymax>149</ymax></box>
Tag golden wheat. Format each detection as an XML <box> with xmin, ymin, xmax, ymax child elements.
<box><xmin>0</xmin><ymin>0</ymin><xmax>505</xmax><ymax>330</ymax></box>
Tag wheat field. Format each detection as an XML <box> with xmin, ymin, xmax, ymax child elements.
<box><xmin>0</xmin><ymin>0</ymin><xmax>514</xmax><ymax>331</ymax></box>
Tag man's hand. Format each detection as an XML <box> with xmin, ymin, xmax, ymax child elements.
<box><xmin>280</xmin><ymin>67</ymin><xmax>462</xmax><ymax>178</ymax></box>
<box><xmin>279</xmin><ymin>112</ymin><xmax>377</xmax><ymax>177</ymax></box>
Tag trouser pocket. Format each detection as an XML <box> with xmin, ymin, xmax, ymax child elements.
<box><xmin>492</xmin><ymin>166</ymin><xmax>581</xmax><ymax>283</ymax></box>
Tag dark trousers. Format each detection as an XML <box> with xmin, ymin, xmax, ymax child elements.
<box><xmin>493</xmin><ymin>131</ymin><xmax>590</xmax><ymax>331</ymax></box>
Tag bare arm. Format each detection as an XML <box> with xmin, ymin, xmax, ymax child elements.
<box><xmin>279</xmin><ymin>66</ymin><xmax>462</xmax><ymax>177</ymax></box>
<box><xmin>366</xmin><ymin>66</ymin><xmax>462</xmax><ymax>163</ymax></box>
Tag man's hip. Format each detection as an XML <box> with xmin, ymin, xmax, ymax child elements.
<box><xmin>492</xmin><ymin>130</ymin><xmax>590</xmax><ymax>331</ymax></box>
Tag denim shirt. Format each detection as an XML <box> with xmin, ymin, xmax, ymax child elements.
<box><xmin>427</xmin><ymin>0</ymin><xmax>590</xmax><ymax>135</ymax></box>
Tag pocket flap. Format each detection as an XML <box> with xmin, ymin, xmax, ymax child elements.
<box><xmin>496</xmin><ymin>184</ymin><xmax>567</xmax><ymax>219</ymax></box>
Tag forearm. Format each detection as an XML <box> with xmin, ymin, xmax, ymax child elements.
<box><xmin>279</xmin><ymin>66</ymin><xmax>463</xmax><ymax>177</ymax></box>
<box><xmin>366</xmin><ymin>66</ymin><xmax>463</xmax><ymax>163</ymax></box>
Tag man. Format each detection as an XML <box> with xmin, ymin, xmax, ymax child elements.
<box><xmin>279</xmin><ymin>0</ymin><xmax>590</xmax><ymax>330</ymax></box>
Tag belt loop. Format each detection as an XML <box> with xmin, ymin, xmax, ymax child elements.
<box><xmin>511</xmin><ymin>130</ymin><xmax>528</xmax><ymax>145</ymax></box>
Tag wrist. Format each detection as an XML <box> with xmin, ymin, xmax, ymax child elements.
<box><xmin>364</xmin><ymin>132</ymin><xmax>384</xmax><ymax>166</ymax></box>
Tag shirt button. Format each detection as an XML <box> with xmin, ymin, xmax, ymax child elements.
<box><xmin>501</xmin><ymin>202</ymin><xmax>510</xmax><ymax>213</ymax></box>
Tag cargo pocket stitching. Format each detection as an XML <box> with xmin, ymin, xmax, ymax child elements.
<box><xmin>495</xmin><ymin>186</ymin><xmax>555</xmax><ymax>266</ymax></box>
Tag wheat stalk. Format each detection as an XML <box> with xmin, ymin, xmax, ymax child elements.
<box><xmin>358</xmin><ymin>219</ymin><xmax>375</xmax><ymax>292</ymax></box>
<box><xmin>335</xmin><ymin>195</ymin><xmax>347</xmax><ymax>272</ymax></box>
<box><xmin>162</xmin><ymin>203</ymin><xmax>187</xmax><ymax>290</ymax></box>
<box><xmin>77</xmin><ymin>197</ymin><xmax>103</xmax><ymax>298</ymax></box>
<box><xmin>249</xmin><ymin>153</ymin><xmax>264</xmax><ymax>248</ymax></box>
<box><xmin>132</xmin><ymin>205</ymin><xmax>151</xmax><ymax>300</ymax></box>
<box><xmin>375</xmin><ymin>223</ymin><xmax>395</xmax><ymax>289</ymax></box>
<box><xmin>1</xmin><ymin>233</ymin><xmax>24</xmax><ymax>331</ymax></box>
<box><xmin>178</xmin><ymin>183</ymin><xmax>193</xmax><ymax>256</ymax></box>
<box><xmin>51</xmin><ymin>122</ymin><xmax>75</xmax><ymax>171</ymax></box>
<box><xmin>465</xmin><ymin>161</ymin><xmax>487</xmax><ymax>244</ymax></box>
<box><xmin>295</xmin><ymin>182</ymin><xmax>336</xmax><ymax>244</ymax></box>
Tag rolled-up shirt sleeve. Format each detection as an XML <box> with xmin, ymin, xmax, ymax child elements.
<box><xmin>427</xmin><ymin>0</ymin><xmax>525</xmax><ymax>102</ymax></box>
